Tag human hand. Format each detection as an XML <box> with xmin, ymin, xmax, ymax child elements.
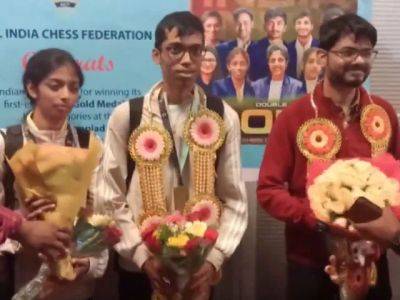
<box><xmin>142</xmin><ymin>257</ymin><xmax>175</xmax><ymax>296</ymax></box>
<box><xmin>25</xmin><ymin>196</ymin><xmax>56</xmax><ymax>220</ymax></box>
<box><xmin>354</xmin><ymin>207</ymin><xmax>400</xmax><ymax>246</ymax></box>
<box><xmin>71</xmin><ymin>257</ymin><xmax>90</xmax><ymax>279</ymax></box>
<box><xmin>189</xmin><ymin>261</ymin><xmax>216</xmax><ymax>292</ymax></box>
<box><xmin>15</xmin><ymin>220</ymin><xmax>70</xmax><ymax>260</ymax></box>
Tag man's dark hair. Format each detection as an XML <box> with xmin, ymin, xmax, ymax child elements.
<box><xmin>201</xmin><ymin>10</ymin><xmax>222</xmax><ymax>25</ymax></box>
<box><xmin>294</xmin><ymin>9</ymin><xmax>313</xmax><ymax>24</ymax></box>
<box><xmin>319</xmin><ymin>14</ymin><xmax>377</xmax><ymax>51</ymax></box>
<box><xmin>233</xmin><ymin>7</ymin><xmax>254</xmax><ymax>22</ymax></box>
<box><xmin>264</xmin><ymin>7</ymin><xmax>287</xmax><ymax>24</ymax></box>
<box><xmin>155</xmin><ymin>11</ymin><xmax>204</xmax><ymax>50</ymax></box>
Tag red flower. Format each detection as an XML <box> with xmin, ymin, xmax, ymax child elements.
<box><xmin>197</xmin><ymin>207</ymin><xmax>211</xmax><ymax>221</ymax></box>
<box><xmin>103</xmin><ymin>225</ymin><xmax>122</xmax><ymax>246</ymax></box>
<box><xmin>204</xmin><ymin>228</ymin><xmax>218</xmax><ymax>244</ymax></box>
<box><xmin>184</xmin><ymin>237</ymin><xmax>202</xmax><ymax>252</ymax></box>
<box><xmin>144</xmin><ymin>234</ymin><xmax>162</xmax><ymax>253</ymax></box>
<box><xmin>141</xmin><ymin>222</ymin><xmax>159</xmax><ymax>240</ymax></box>
<box><xmin>186</xmin><ymin>211</ymin><xmax>201</xmax><ymax>222</ymax></box>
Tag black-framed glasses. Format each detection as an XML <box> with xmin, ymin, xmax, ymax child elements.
<box><xmin>163</xmin><ymin>43</ymin><xmax>204</xmax><ymax>62</ymax></box>
<box><xmin>329</xmin><ymin>47</ymin><xmax>378</xmax><ymax>62</ymax></box>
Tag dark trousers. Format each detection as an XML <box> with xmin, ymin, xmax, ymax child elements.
<box><xmin>118</xmin><ymin>268</ymin><xmax>152</xmax><ymax>300</ymax></box>
<box><xmin>287</xmin><ymin>255</ymin><xmax>392</xmax><ymax>300</ymax></box>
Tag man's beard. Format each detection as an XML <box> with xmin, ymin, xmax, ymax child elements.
<box><xmin>327</xmin><ymin>64</ymin><xmax>370</xmax><ymax>88</ymax></box>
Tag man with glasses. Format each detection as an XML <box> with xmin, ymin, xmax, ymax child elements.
<box><xmin>257</xmin><ymin>14</ymin><xmax>397</xmax><ymax>299</ymax></box>
<box><xmin>100</xmin><ymin>11</ymin><xmax>247</xmax><ymax>300</ymax></box>
<box><xmin>216</xmin><ymin>8</ymin><xmax>258</xmax><ymax>80</ymax></box>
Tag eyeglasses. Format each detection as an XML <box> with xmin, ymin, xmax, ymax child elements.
<box><xmin>329</xmin><ymin>47</ymin><xmax>378</xmax><ymax>62</ymax></box>
<box><xmin>163</xmin><ymin>43</ymin><xmax>204</xmax><ymax>62</ymax></box>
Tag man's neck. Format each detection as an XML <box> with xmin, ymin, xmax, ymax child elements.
<box><xmin>323</xmin><ymin>79</ymin><xmax>357</xmax><ymax>108</ymax></box>
<box><xmin>297</xmin><ymin>35</ymin><xmax>312</xmax><ymax>47</ymax></box>
<box><xmin>268</xmin><ymin>37</ymin><xmax>283</xmax><ymax>45</ymax></box>
<box><xmin>32</xmin><ymin>110</ymin><xmax>64</xmax><ymax>131</ymax></box>
<box><xmin>164</xmin><ymin>82</ymin><xmax>193</xmax><ymax>105</ymax></box>
<box><xmin>238</xmin><ymin>37</ymin><xmax>251</xmax><ymax>47</ymax></box>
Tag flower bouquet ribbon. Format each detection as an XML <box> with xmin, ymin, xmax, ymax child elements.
<box><xmin>307</xmin><ymin>153</ymin><xmax>400</xmax><ymax>299</ymax></box>
<box><xmin>7</xmin><ymin>134</ymin><xmax>101</xmax><ymax>281</ymax></box>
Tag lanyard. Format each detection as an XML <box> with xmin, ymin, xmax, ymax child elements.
<box><xmin>157</xmin><ymin>89</ymin><xmax>199</xmax><ymax>186</ymax></box>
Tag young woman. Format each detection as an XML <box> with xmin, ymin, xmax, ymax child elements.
<box><xmin>0</xmin><ymin>48</ymin><xmax>107</xmax><ymax>300</ymax></box>
<box><xmin>211</xmin><ymin>47</ymin><xmax>255</xmax><ymax>101</ymax></box>
<box><xmin>301</xmin><ymin>47</ymin><xmax>323</xmax><ymax>93</ymax></box>
<box><xmin>197</xmin><ymin>46</ymin><xmax>221</xmax><ymax>95</ymax></box>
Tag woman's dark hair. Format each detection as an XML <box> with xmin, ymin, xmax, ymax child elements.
<box><xmin>319</xmin><ymin>14</ymin><xmax>377</xmax><ymax>52</ymax></box>
<box><xmin>154</xmin><ymin>11</ymin><xmax>204</xmax><ymax>50</ymax></box>
<box><xmin>23</xmin><ymin>48</ymin><xmax>84</xmax><ymax>102</ymax></box>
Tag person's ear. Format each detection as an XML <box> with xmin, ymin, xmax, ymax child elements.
<box><xmin>26</xmin><ymin>82</ymin><xmax>38</xmax><ymax>101</ymax></box>
<box><xmin>152</xmin><ymin>48</ymin><xmax>161</xmax><ymax>65</ymax></box>
<box><xmin>317</xmin><ymin>49</ymin><xmax>328</xmax><ymax>67</ymax></box>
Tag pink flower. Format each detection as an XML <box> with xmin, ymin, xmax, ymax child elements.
<box><xmin>190</xmin><ymin>200</ymin><xmax>220</xmax><ymax>226</ymax></box>
<box><xmin>190</xmin><ymin>115</ymin><xmax>220</xmax><ymax>147</ymax></box>
<box><xmin>165</xmin><ymin>212</ymin><xmax>186</xmax><ymax>225</ymax></box>
<box><xmin>135</xmin><ymin>130</ymin><xmax>165</xmax><ymax>161</ymax></box>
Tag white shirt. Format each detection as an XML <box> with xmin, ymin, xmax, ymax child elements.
<box><xmin>0</xmin><ymin>114</ymin><xmax>108</xmax><ymax>300</ymax></box>
<box><xmin>268</xmin><ymin>80</ymin><xmax>283</xmax><ymax>101</ymax></box>
<box><xmin>98</xmin><ymin>84</ymin><xmax>248</xmax><ymax>272</ymax></box>
<box><xmin>295</xmin><ymin>37</ymin><xmax>313</xmax><ymax>78</ymax></box>
<box><xmin>306</xmin><ymin>79</ymin><xmax>318</xmax><ymax>93</ymax></box>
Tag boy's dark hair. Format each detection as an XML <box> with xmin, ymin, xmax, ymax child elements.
<box><xmin>264</xmin><ymin>7</ymin><xmax>287</xmax><ymax>24</ymax></box>
<box><xmin>294</xmin><ymin>9</ymin><xmax>313</xmax><ymax>24</ymax></box>
<box><xmin>155</xmin><ymin>11</ymin><xmax>204</xmax><ymax>50</ymax></box>
<box><xmin>319</xmin><ymin>13</ymin><xmax>377</xmax><ymax>51</ymax></box>
<box><xmin>201</xmin><ymin>10</ymin><xmax>222</xmax><ymax>25</ymax></box>
<box><xmin>233</xmin><ymin>7</ymin><xmax>254</xmax><ymax>22</ymax></box>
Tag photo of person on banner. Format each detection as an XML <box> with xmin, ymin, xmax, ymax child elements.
<box><xmin>257</xmin><ymin>13</ymin><xmax>396</xmax><ymax>300</ymax></box>
<box><xmin>252</xmin><ymin>44</ymin><xmax>304</xmax><ymax>102</ymax></box>
<box><xmin>201</xmin><ymin>11</ymin><xmax>223</xmax><ymax>48</ymax></box>
<box><xmin>252</xmin><ymin>7</ymin><xmax>288</xmax><ymax>81</ymax></box>
<box><xmin>216</xmin><ymin>8</ymin><xmax>258</xmax><ymax>81</ymax></box>
<box><xmin>211</xmin><ymin>47</ymin><xmax>255</xmax><ymax>101</ymax></box>
<box><xmin>287</xmin><ymin>9</ymin><xmax>320</xmax><ymax>79</ymax></box>
<box><xmin>99</xmin><ymin>11</ymin><xmax>247</xmax><ymax>300</ymax></box>
<box><xmin>301</xmin><ymin>47</ymin><xmax>324</xmax><ymax>93</ymax></box>
<box><xmin>197</xmin><ymin>46</ymin><xmax>221</xmax><ymax>96</ymax></box>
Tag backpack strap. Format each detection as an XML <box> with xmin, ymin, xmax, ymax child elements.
<box><xmin>74</xmin><ymin>127</ymin><xmax>90</xmax><ymax>149</ymax></box>
<box><xmin>126</xmin><ymin>97</ymin><xmax>144</xmax><ymax>189</ymax></box>
<box><xmin>125</xmin><ymin>96</ymin><xmax>225</xmax><ymax>191</ymax></box>
<box><xmin>1</xmin><ymin>125</ymin><xmax>23</xmax><ymax>210</ymax></box>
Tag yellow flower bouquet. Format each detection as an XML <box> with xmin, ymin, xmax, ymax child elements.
<box><xmin>7</xmin><ymin>134</ymin><xmax>101</xmax><ymax>281</ymax></box>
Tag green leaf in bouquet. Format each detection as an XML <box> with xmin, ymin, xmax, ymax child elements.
<box><xmin>158</xmin><ymin>225</ymin><xmax>173</xmax><ymax>243</ymax></box>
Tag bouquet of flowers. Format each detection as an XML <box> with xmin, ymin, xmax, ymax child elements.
<box><xmin>307</xmin><ymin>153</ymin><xmax>400</xmax><ymax>299</ymax></box>
<box><xmin>7</xmin><ymin>135</ymin><xmax>101</xmax><ymax>280</ymax></box>
<box><xmin>12</xmin><ymin>212</ymin><xmax>122</xmax><ymax>300</ymax></box>
<box><xmin>140</xmin><ymin>197</ymin><xmax>219</xmax><ymax>297</ymax></box>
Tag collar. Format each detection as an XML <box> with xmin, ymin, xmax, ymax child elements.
<box><xmin>144</xmin><ymin>81</ymin><xmax>203</xmax><ymax>118</ymax></box>
<box><xmin>26</xmin><ymin>111</ymin><xmax>68</xmax><ymax>140</ymax></box>
<box><xmin>295</xmin><ymin>37</ymin><xmax>312</xmax><ymax>49</ymax></box>
<box><xmin>237</xmin><ymin>38</ymin><xmax>251</xmax><ymax>50</ymax></box>
<box><xmin>312</xmin><ymin>81</ymin><xmax>369</xmax><ymax>120</ymax></box>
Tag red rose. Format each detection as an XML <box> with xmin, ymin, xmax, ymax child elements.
<box><xmin>184</xmin><ymin>237</ymin><xmax>202</xmax><ymax>252</ymax></box>
<box><xmin>204</xmin><ymin>229</ymin><xmax>218</xmax><ymax>244</ymax></box>
<box><xmin>186</xmin><ymin>211</ymin><xmax>201</xmax><ymax>222</ymax></box>
<box><xmin>104</xmin><ymin>225</ymin><xmax>122</xmax><ymax>246</ymax></box>
<box><xmin>198</xmin><ymin>207</ymin><xmax>211</xmax><ymax>221</ymax></box>
<box><xmin>144</xmin><ymin>234</ymin><xmax>162</xmax><ymax>253</ymax></box>
<box><xmin>141</xmin><ymin>223</ymin><xmax>159</xmax><ymax>240</ymax></box>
